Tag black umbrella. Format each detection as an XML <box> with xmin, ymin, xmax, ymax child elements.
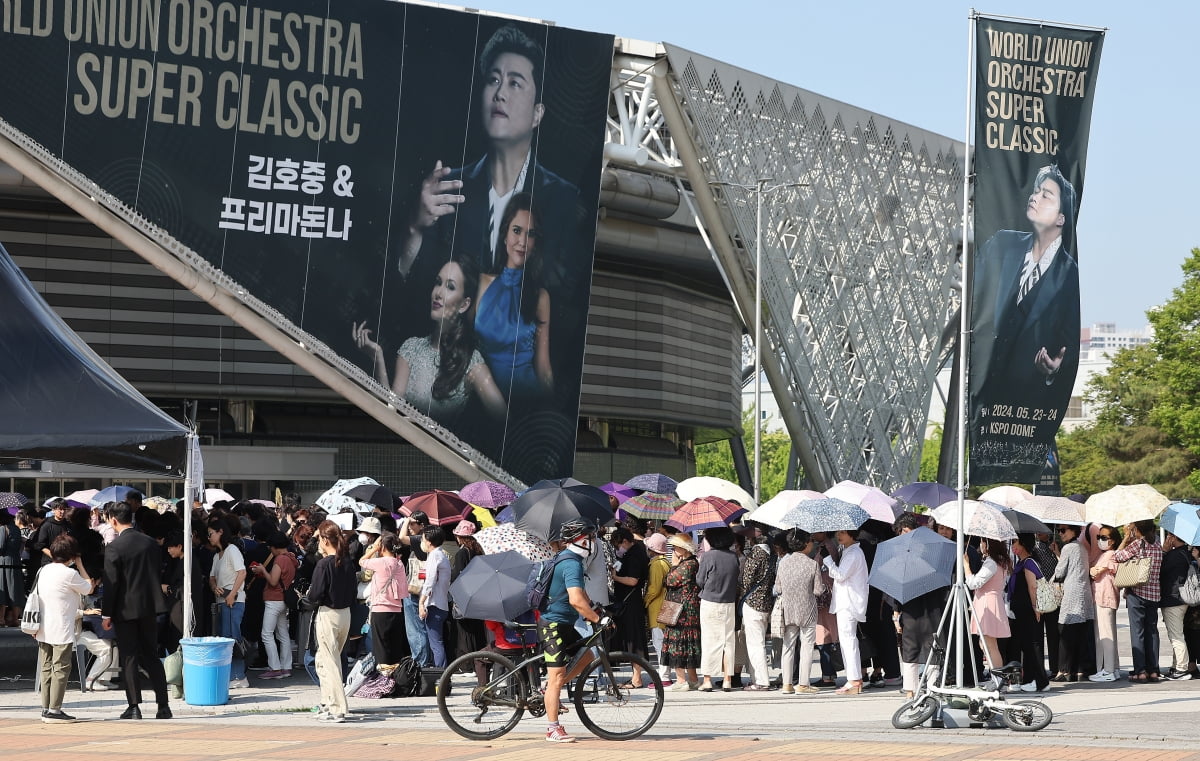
<box><xmin>511</xmin><ymin>478</ymin><xmax>613</xmax><ymax>541</ymax></box>
<box><xmin>448</xmin><ymin>550</ymin><xmax>535</xmax><ymax>621</ymax></box>
<box><xmin>344</xmin><ymin>483</ymin><xmax>398</xmax><ymax>511</ymax></box>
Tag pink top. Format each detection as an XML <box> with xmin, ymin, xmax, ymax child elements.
<box><xmin>1091</xmin><ymin>549</ymin><xmax>1118</xmax><ymax>609</ymax></box>
<box><xmin>360</xmin><ymin>557</ymin><xmax>408</xmax><ymax>613</ymax></box>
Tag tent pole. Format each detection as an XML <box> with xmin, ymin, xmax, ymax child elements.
<box><xmin>181</xmin><ymin>433</ymin><xmax>200</xmax><ymax>640</ymax></box>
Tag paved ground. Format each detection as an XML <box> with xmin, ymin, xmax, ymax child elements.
<box><xmin>2</xmin><ymin>625</ymin><xmax>1198</xmax><ymax>758</ymax></box>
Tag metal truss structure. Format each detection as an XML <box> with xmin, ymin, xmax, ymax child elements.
<box><xmin>607</xmin><ymin>40</ymin><xmax>965</xmax><ymax>489</ymax></box>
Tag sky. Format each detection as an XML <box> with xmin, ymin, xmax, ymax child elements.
<box><xmin>465</xmin><ymin>0</ymin><xmax>1197</xmax><ymax>330</ymax></box>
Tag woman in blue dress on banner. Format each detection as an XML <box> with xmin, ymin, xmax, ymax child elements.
<box><xmin>475</xmin><ymin>192</ymin><xmax>553</xmax><ymax>405</ymax></box>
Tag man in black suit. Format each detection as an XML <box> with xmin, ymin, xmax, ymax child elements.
<box><xmin>970</xmin><ymin>164</ymin><xmax>1080</xmax><ymax>484</ymax></box>
<box><xmin>102</xmin><ymin>501</ymin><xmax>171</xmax><ymax>720</ymax></box>
<box><xmin>395</xmin><ymin>24</ymin><xmax>584</xmax><ymax>344</ymax></box>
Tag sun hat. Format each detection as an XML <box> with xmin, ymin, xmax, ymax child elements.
<box><xmin>644</xmin><ymin>534</ymin><xmax>668</xmax><ymax>555</ymax></box>
<box><xmin>667</xmin><ymin>534</ymin><xmax>695</xmax><ymax>554</ymax></box>
<box><xmin>358</xmin><ymin>516</ymin><xmax>383</xmax><ymax>535</ymax></box>
<box><xmin>452</xmin><ymin>521</ymin><xmax>476</xmax><ymax>537</ymax></box>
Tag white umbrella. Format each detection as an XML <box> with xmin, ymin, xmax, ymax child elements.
<box><xmin>202</xmin><ymin>487</ymin><xmax>235</xmax><ymax>511</ymax></box>
<box><xmin>825</xmin><ymin>480</ymin><xmax>900</xmax><ymax>524</ymax></box>
<box><xmin>1085</xmin><ymin>484</ymin><xmax>1171</xmax><ymax>526</ymax></box>
<box><xmin>931</xmin><ymin>499</ymin><xmax>1017</xmax><ymax>541</ymax></box>
<box><xmin>750</xmin><ymin>489</ymin><xmax>826</xmax><ymax>529</ymax></box>
<box><xmin>316</xmin><ymin>477</ymin><xmax>379</xmax><ymax>512</ymax></box>
<box><xmin>978</xmin><ymin>485</ymin><xmax>1034</xmax><ymax>508</ymax></box>
<box><xmin>676</xmin><ymin>476</ymin><xmax>757</xmax><ymax>512</ymax></box>
<box><xmin>1011</xmin><ymin>495</ymin><xmax>1087</xmax><ymax>526</ymax></box>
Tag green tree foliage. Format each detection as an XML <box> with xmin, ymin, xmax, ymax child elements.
<box><xmin>1057</xmin><ymin>248</ymin><xmax>1200</xmax><ymax>498</ymax></box>
<box><xmin>919</xmin><ymin>426</ymin><xmax>943</xmax><ymax>483</ymax></box>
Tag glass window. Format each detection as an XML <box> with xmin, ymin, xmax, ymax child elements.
<box><xmin>13</xmin><ymin>478</ymin><xmax>37</xmax><ymax>504</ymax></box>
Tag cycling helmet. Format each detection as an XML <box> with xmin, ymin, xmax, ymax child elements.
<box><xmin>556</xmin><ymin>519</ymin><xmax>595</xmax><ymax>543</ymax></box>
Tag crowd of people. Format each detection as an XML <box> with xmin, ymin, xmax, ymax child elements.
<box><xmin>2</xmin><ymin>485</ymin><xmax>1197</xmax><ymax>729</ymax></box>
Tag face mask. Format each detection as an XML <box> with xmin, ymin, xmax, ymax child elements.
<box><xmin>615</xmin><ymin>545</ymin><xmax>628</xmax><ymax>558</ymax></box>
<box><xmin>1098</xmin><ymin>539</ymin><xmax>1111</xmax><ymax>550</ymax></box>
<box><xmin>565</xmin><ymin>537</ymin><xmax>593</xmax><ymax>558</ymax></box>
<box><xmin>358</xmin><ymin>533</ymin><xmax>371</xmax><ymax>545</ymax></box>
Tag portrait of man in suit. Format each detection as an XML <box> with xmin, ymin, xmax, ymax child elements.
<box><xmin>101</xmin><ymin>501</ymin><xmax>171</xmax><ymax>720</ymax></box>
<box><xmin>396</xmin><ymin>24</ymin><xmax>581</xmax><ymax>302</ymax></box>
<box><xmin>969</xmin><ymin>164</ymin><xmax>1081</xmax><ymax>483</ymax></box>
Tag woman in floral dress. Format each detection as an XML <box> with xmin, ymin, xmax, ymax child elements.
<box><xmin>662</xmin><ymin>535</ymin><xmax>701</xmax><ymax>690</ymax></box>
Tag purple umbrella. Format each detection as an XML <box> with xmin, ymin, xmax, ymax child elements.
<box><xmin>599</xmin><ymin>482</ymin><xmax>637</xmax><ymax>504</ymax></box>
<box><xmin>624</xmin><ymin>473</ymin><xmax>678</xmax><ymax>494</ymax></box>
<box><xmin>460</xmin><ymin>481</ymin><xmax>518</xmax><ymax>509</ymax></box>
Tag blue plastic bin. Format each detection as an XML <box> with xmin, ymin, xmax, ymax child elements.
<box><xmin>180</xmin><ymin>636</ymin><xmax>234</xmax><ymax>705</ymax></box>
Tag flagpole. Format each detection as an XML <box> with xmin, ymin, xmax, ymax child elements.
<box><xmin>953</xmin><ymin>8</ymin><xmax>978</xmax><ymax>690</ymax></box>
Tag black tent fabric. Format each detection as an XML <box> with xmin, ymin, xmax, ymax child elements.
<box><xmin>0</xmin><ymin>242</ymin><xmax>188</xmax><ymax>474</ymax></box>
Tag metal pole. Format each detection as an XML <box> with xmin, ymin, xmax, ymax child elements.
<box><xmin>953</xmin><ymin>9</ymin><xmax>978</xmax><ymax>689</ymax></box>
<box><xmin>754</xmin><ymin>178</ymin><xmax>765</xmax><ymax>504</ymax></box>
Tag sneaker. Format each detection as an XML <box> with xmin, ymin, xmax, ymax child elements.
<box><xmin>545</xmin><ymin>724</ymin><xmax>577</xmax><ymax>743</ymax></box>
<box><xmin>794</xmin><ymin>685</ymin><xmax>821</xmax><ymax>694</ymax></box>
<box><xmin>229</xmin><ymin>678</ymin><xmax>250</xmax><ymax>689</ymax></box>
<box><xmin>781</xmin><ymin>684</ymin><xmax>795</xmax><ymax>694</ymax></box>
<box><xmin>264</xmin><ymin>670</ymin><xmax>290</xmax><ymax>680</ymax></box>
<box><xmin>1019</xmin><ymin>681</ymin><xmax>1039</xmax><ymax>692</ymax></box>
<box><xmin>317</xmin><ymin>712</ymin><xmax>346</xmax><ymax>723</ymax></box>
<box><xmin>669</xmin><ymin>681</ymin><xmax>691</xmax><ymax>692</ymax></box>
<box><xmin>1167</xmin><ymin>669</ymin><xmax>1193</xmax><ymax>681</ymax></box>
<box><xmin>42</xmin><ymin>709</ymin><xmax>77</xmax><ymax>724</ymax></box>
<box><xmin>1088</xmin><ymin>670</ymin><xmax>1116</xmax><ymax>682</ymax></box>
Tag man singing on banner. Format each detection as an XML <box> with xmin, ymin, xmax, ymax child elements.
<box><xmin>970</xmin><ymin>164</ymin><xmax>1080</xmax><ymax>483</ymax></box>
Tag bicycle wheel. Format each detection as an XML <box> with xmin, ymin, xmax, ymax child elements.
<box><xmin>1000</xmin><ymin>700</ymin><xmax>1052</xmax><ymax>732</ymax></box>
<box><xmin>437</xmin><ymin>651</ymin><xmax>528</xmax><ymax>740</ymax></box>
<box><xmin>891</xmin><ymin>696</ymin><xmax>938</xmax><ymax>729</ymax></box>
<box><xmin>572</xmin><ymin>651</ymin><xmax>664</xmax><ymax>740</ymax></box>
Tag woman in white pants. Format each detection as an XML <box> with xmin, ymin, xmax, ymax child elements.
<box><xmin>774</xmin><ymin>531</ymin><xmax>826</xmax><ymax>693</ymax></box>
<box><xmin>1088</xmin><ymin>524</ymin><xmax>1120</xmax><ymax>681</ymax></box>
<box><xmin>822</xmin><ymin>529</ymin><xmax>868</xmax><ymax>694</ymax></box>
<box><xmin>307</xmin><ymin>521</ymin><xmax>357</xmax><ymax>722</ymax></box>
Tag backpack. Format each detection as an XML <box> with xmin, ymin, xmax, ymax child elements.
<box><xmin>525</xmin><ymin>554</ymin><xmax>572</xmax><ymax>612</ymax></box>
<box><xmin>1180</xmin><ymin>561</ymin><xmax>1200</xmax><ymax>607</ymax></box>
<box><xmin>391</xmin><ymin>656</ymin><xmax>422</xmax><ymax>697</ymax></box>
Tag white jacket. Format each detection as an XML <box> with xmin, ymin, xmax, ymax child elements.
<box><xmin>822</xmin><ymin>543</ymin><xmax>868</xmax><ymax>622</ymax></box>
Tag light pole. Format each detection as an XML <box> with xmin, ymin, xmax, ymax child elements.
<box><xmin>714</xmin><ymin>178</ymin><xmax>804</xmax><ymax>503</ymax></box>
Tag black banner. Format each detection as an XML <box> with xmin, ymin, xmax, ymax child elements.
<box><xmin>968</xmin><ymin>17</ymin><xmax>1104</xmax><ymax>485</ymax></box>
<box><xmin>0</xmin><ymin>1</ymin><xmax>615</xmax><ymax>484</ymax></box>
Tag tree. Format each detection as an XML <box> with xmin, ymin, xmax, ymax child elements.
<box><xmin>1149</xmin><ymin>248</ymin><xmax>1200</xmax><ymax>469</ymax></box>
<box><xmin>919</xmin><ymin>426</ymin><xmax>943</xmax><ymax>483</ymax></box>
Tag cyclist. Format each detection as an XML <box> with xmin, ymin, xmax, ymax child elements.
<box><xmin>540</xmin><ymin>519</ymin><xmax>609</xmax><ymax>743</ymax></box>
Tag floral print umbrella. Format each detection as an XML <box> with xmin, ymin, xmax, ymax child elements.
<box><xmin>474</xmin><ymin>524</ymin><xmax>554</xmax><ymax>562</ymax></box>
<box><xmin>460</xmin><ymin>481</ymin><xmax>517</xmax><ymax>509</ymax></box>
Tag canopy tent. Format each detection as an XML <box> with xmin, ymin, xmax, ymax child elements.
<box><xmin>0</xmin><ymin>243</ymin><xmax>189</xmax><ymax>473</ymax></box>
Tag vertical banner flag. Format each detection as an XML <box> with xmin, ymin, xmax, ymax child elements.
<box><xmin>968</xmin><ymin>16</ymin><xmax>1104</xmax><ymax>486</ymax></box>
<box><xmin>0</xmin><ymin>2</ymin><xmax>615</xmax><ymax>485</ymax></box>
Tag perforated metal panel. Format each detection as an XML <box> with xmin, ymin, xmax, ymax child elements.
<box><xmin>661</xmin><ymin>46</ymin><xmax>964</xmax><ymax>488</ymax></box>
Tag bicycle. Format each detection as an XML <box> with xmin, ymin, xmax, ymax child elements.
<box><xmin>891</xmin><ymin>639</ymin><xmax>1052</xmax><ymax>732</ymax></box>
<box><xmin>437</xmin><ymin>617</ymin><xmax>664</xmax><ymax>740</ymax></box>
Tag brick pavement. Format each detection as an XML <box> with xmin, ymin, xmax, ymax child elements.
<box><xmin>5</xmin><ymin>718</ymin><xmax>1200</xmax><ymax>761</ymax></box>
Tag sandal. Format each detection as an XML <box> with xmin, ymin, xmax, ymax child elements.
<box><xmin>618</xmin><ymin>681</ymin><xmax>645</xmax><ymax>689</ymax></box>
<box><xmin>1129</xmin><ymin>672</ymin><xmax>1147</xmax><ymax>682</ymax></box>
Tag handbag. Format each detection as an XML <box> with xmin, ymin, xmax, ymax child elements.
<box><xmin>1180</xmin><ymin>562</ymin><xmax>1200</xmax><ymax>606</ymax></box>
<box><xmin>1114</xmin><ymin>555</ymin><xmax>1152</xmax><ymax>589</ymax></box>
<box><xmin>20</xmin><ymin>570</ymin><xmax>42</xmax><ymax>636</ymax></box>
<box><xmin>1035</xmin><ymin>576</ymin><xmax>1063</xmax><ymax>613</ymax></box>
<box><xmin>656</xmin><ymin>599</ymin><xmax>683</xmax><ymax>627</ymax></box>
<box><xmin>407</xmin><ymin>555</ymin><xmax>424</xmax><ymax>596</ymax></box>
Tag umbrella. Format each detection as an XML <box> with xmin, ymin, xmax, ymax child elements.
<box><xmin>624</xmin><ymin>473</ymin><xmax>678</xmax><ymax>494</ymax></box>
<box><xmin>868</xmin><ymin>527</ymin><xmax>956</xmax><ymax>604</ymax></box>
<box><xmin>1010</xmin><ymin>495</ymin><xmax>1086</xmax><ymax>526</ymax></box>
<box><xmin>449</xmin><ymin>550</ymin><xmax>537</xmax><ymax>621</ymax></box>
<box><xmin>599</xmin><ymin>482</ymin><xmax>638</xmax><ymax>504</ymax></box>
<box><xmin>978</xmin><ymin>485</ymin><xmax>1034</xmax><ymax>508</ymax></box>
<box><xmin>461</xmin><ymin>481</ymin><xmax>517</xmax><ymax>509</ymax></box>
<box><xmin>474</xmin><ymin>524</ymin><xmax>554</xmax><ymax>562</ymax></box>
<box><xmin>315</xmin><ymin>477</ymin><xmax>378</xmax><ymax>511</ymax></box>
<box><xmin>470</xmin><ymin>505</ymin><xmax>498</xmax><ymax>530</ymax></box>
<box><xmin>891</xmin><ymin>482</ymin><xmax>957</xmax><ymax>510</ymax></box>
<box><xmin>0</xmin><ymin>492</ymin><xmax>29</xmax><ymax>510</ymax></box>
<box><xmin>749</xmin><ymin>490</ymin><xmax>826</xmax><ymax>530</ymax></box>
<box><xmin>618</xmin><ymin>492</ymin><xmax>684</xmax><ymax>521</ymax></box>
<box><xmin>1001</xmin><ymin>508</ymin><xmax>1050</xmax><ymax>535</ymax></box>
<box><xmin>824</xmin><ymin>480</ymin><xmax>900</xmax><ymax>524</ymax></box>
<box><xmin>779</xmin><ymin>497</ymin><xmax>870</xmax><ymax>534</ymax></box>
<box><xmin>344</xmin><ymin>483</ymin><xmax>398</xmax><ymax>512</ymax></box>
<box><xmin>201</xmin><ymin>488</ymin><xmax>235</xmax><ymax>511</ymax></box>
<box><xmin>403</xmin><ymin>489</ymin><xmax>472</xmax><ymax>526</ymax></box>
<box><xmin>930</xmin><ymin>500</ymin><xmax>1016</xmax><ymax>541</ymax></box>
<box><xmin>496</xmin><ymin>505</ymin><xmax>515</xmax><ymax>524</ymax></box>
<box><xmin>511</xmin><ymin>478</ymin><xmax>613</xmax><ymax>541</ymax></box>
<box><xmin>665</xmin><ymin>496</ymin><xmax>748</xmax><ymax>533</ymax></box>
<box><xmin>89</xmin><ymin>485</ymin><xmax>142</xmax><ymax>507</ymax></box>
<box><xmin>1085</xmin><ymin>484</ymin><xmax>1172</xmax><ymax>526</ymax></box>
<box><xmin>1160</xmin><ymin>503</ymin><xmax>1200</xmax><ymax>547</ymax></box>
<box><xmin>144</xmin><ymin>496</ymin><xmax>174</xmax><ymax>513</ymax></box>
<box><xmin>64</xmin><ymin>489</ymin><xmax>99</xmax><ymax>509</ymax></box>
<box><xmin>676</xmin><ymin>476</ymin><xmax>757</xmax><ymax>512</ymax></box>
